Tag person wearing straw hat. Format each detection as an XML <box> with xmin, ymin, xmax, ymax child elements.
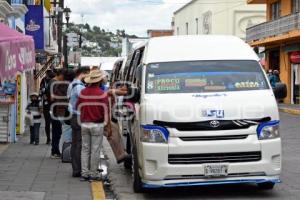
<box><xmin>76</xmin><ymin>70</ymin><xmax>111</xmax><ymax>181</ymax></box>
<box><xmin>26</xmin><ymin>92</ymin><xmax>42</xmax><ymax>145</ymax></box>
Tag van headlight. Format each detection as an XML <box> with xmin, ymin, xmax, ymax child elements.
<box><xmin>257</xmin><ymin>121</ymin><xmax>280</xmax><ymax>140</ymax></box>
<box><xmin>141</xmin><ymin>125</ymin><xmax>169</xmax><ymax>143</ymax></box>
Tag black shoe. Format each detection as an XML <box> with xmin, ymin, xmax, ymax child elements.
<box><xmin>34</xmin><ymin>143</ymin><xmax>39</xmax><ymax>146</ymax></box>
<box><xmin>50</xmin><ymin>154</ymin><xmax>61</xmax><ymax>159</ymax></box>
<box><xmin>30</xmin><ymin>142</ymin><xmax>34</xmax><ymax>145</ymax></box>
<box><xmin>89</xmin><ymin>176</ymin><xmax>102</xmax><ymax>182</ymax></box>
<box><xmin>117</xmin><ymin>154</ymin><xmax>132</xmax><ymax>164</ymax></box>
<box><xmin>72</xmin><ymin>173</ymin><xmax>81</xmax><ymax>178</ymax></box>
<box><xmin>46</xmin><ymin>140</ymin><xmax>51</xmax><ymax>145</ymax></box>
<box><xmin>80</xmin><ymin>176</ymin><xmax>90</xmax><ymax>182</ymax></box>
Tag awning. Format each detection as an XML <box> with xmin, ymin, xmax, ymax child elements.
<box><xmin>0</xmin><ymin>23</ymin><xmax>35</xmax><ymax>78</ymax></box>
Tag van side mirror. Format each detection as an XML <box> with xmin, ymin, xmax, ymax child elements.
<box><xmin>135</xmin><ymin>64</ymin><xmax>143</xmax><ymax>82</ymax></box>
<box><xmin>273</xmin><ymin>83</ymin><xmax>287</xmax><ymax>100</ymax></box>
<box><xmin>125</xmin><ymin>86</ymin><xmax>140</xmax><ymax>103</ymax></box>
<box><xmin>130</xmin><ymin>87</ymin><xmax>141</xmax><ymax>103</ymax></box>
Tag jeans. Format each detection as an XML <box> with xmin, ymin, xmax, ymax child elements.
<box><xmin>43</xmin><ymin>109</ymin><xmax>51</xmax><ymax>142</ymax></box>
<box><xmin>51</xmin><ymin>119</ymin><xmax>62</xmax><ymax>155</ymax></box>
<box><xmin>71</xmin><ymin>115</ymin><xmax>82</xmax><ymax>175</ymax></box>
<box><xmin>30</xmin><ymin>123</ymin><xmax>41</xmax><ymax>144</ymax></box>
<box><xmin>81</xmin><ymin>123</ymin><xmax>104</xmax><ymax>178</ymax></box>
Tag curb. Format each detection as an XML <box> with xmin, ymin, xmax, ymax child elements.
<box><xmin>279</xmin><ymin>108</ymin><xmax>300</xmax><ymax>116</ymax></box>
<box><xmin>91</xmin><ymin>182</ymin><xmax>106</xmax><ymax>200</ymax></box>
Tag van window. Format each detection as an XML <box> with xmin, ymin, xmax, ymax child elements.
<box><xmin>145</xmin><ymin>60</ymin><xmax>269</xmax><ymax>94</ymax></box>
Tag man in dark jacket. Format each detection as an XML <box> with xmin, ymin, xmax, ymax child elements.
<box><xmin>40</xmin><ymin>70</ymin><xmax>55</xmax><ymax>144</ymax></box>
<box><xmin>46</xmin><ymin>68</ymin><xmax>65</xmax><ymax>158</ymax></box>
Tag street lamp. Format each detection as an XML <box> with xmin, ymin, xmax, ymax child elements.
<box><xmin>63</xmin><ymin>7</ymin><xmax>71</xmax><ymax>68</ymax></box>
<box><xmin>63</xmin><ymin>7</ymin><xmax>71</xmax><ymax>27</ymax></box>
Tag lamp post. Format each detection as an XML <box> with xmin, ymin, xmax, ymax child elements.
<box><xmin>64</xmin><ymin>7</ymin><xmax>71</xmax><ymax>27</ymax></box>
<box><xmin>63</xmin><ymin>7</ymin><xmax>71</xmax><ymax>68</ymax></box>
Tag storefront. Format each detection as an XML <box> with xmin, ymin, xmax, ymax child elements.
<box><xmin>0</xmin><ymin>23</ymin><xmax>35</xmax><ymax>141</ymax></box>
<box><xmin>290</xmin><ymin>52</ymin><xmax>300</xmax><ymax>105</ymax></box>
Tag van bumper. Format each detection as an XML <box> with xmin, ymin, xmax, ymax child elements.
<box><xmin>142</xmin><ymin>176</ymin><xmax>281</xmax><ymax>188</ymax></box>
<box><xmin>139</xmin><ymin>136</ymin><xmax>281</xmax><ymax>187</ymax></box>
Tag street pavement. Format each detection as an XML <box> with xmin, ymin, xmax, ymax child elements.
<box><xmin>106</xmin><ymin>112</ymin><xmax>300</xmax><ymax>200</ymax></box>
<box><xmin>0</xmin><ymin>130</ymin><xmax>92</xmax><ymax>200</ymax></box>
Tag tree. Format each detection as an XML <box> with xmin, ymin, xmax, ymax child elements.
<box><xmin>84</xmin><ymin>23</ymin><xmax>91</xmax><ymax>31</ymax></box>
<box><xmin>93</xmin><ymin>26</ymin><xmax>101</xmax><ymax>33</ymax></box>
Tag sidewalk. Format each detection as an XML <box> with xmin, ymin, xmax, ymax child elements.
<box><xmin>104</xmin><ymin>140</ymin><xmax>145</xmax><ymax>200</ymax></box>
<box><xmin>279</xmin><ymin>104</ymin><xmax>300</xmax><ymax>116</ymax></box>
<box><xmin>0</xmin><ymin>132</ymin><xmax>92</xmax><ymax>200</ymax></box>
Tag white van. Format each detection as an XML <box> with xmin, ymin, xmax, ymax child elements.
<box><xmin>118</xmin><ymin>35</ymin><xmax>286</xmax><ymax>193</ymax></box>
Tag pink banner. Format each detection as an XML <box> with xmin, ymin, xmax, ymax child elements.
<box><xmin>0</xmin><ymin>23</ymin><xmax>35</xmax><ymax>78</ymax></box>
<box><xmin>0</xmin><ymin>38</ymin><xmax>35</xmax><ymax>78</ymax></box>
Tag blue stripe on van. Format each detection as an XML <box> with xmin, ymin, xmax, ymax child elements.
<box><xmin>143</xmin><ymin>179</ymin><xmax>281</xmax><ymax>189</ymax></box>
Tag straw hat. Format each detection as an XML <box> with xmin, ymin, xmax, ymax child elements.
<box><xmin>30</xmin><ymin>92</ymin><xmax>39</xmax><ymax>97</ymax></box>
<box><xmin>84</xmin><ymin>70</ymin><xmax>105</xmax><ymax>84</ymax></box>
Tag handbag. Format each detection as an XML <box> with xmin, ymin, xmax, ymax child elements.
<box><xmin>25</xmin><ymin>112</ymin><xmax>33</xmax><ymax>126</ymax></box>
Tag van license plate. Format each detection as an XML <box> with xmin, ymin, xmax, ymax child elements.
<box><xmin>204</xmin><ymin>164</ymin><xmax>228</xmax><ymax>177</ymax></box>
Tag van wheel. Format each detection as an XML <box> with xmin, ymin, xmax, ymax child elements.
<box><xmin>257</xmin><ymin>182</ymin><xmax>275</xmax><ymax>190</ymax></box>
<box><xmin>132</xmin><ymin>147</ymin><xmax>144</xmax><ymax>193</ymax></box>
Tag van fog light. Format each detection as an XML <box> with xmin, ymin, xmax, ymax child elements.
<box><xmin>141</xmin><ymin>125</ymin><xmax>169</xmax><ymax>143</ymax></box>
<box><xmin>272</xmin><ymin>155</ymin><xmax>281</xmax><ymax>170</ymax></box>
<box><xmin>145</xmin><ymin>160</ymin><xmax>158</xmax><ymax>175</ymax></box>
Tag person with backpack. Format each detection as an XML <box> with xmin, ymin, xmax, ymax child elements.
<box><xmin>67</xmin><ymin>67</ymin><xmax>90</xmax><ymax>177</ymax></box>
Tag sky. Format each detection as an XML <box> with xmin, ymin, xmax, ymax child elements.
<box><xmin>65</xmin><ymin>0</ymin><xmax>190</xmax><ymax>37</ymax></box>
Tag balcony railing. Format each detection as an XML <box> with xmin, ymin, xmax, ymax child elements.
<box><xmin>246</xmin><ymin>12</ymin><xmax>300</xmax><ymax>43</ymax></box>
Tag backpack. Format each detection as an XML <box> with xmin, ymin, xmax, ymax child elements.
<box><xmin>61</xmin><ymin>142</ymin><xmax>72</xmax><ymax>163</ymax></box>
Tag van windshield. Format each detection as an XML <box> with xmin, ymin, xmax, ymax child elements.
<box><xmin>145</xmin><ymin>60</ymin><xmax>269</xmax><ymax>94</ymax></box>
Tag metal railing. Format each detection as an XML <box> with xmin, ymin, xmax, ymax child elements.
<box><xmin>34</xmin><ymin>56</ymin><xmax>55</xmax><ymax>79</ymax></box>
<box><xmin>246</xmin><ymin>12</ymin><xmax>300</xmax><ymax>42</ymax></box>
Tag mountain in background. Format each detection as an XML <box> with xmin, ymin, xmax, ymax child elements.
<box><xmin>66</xmin><ymin>23</ymin><xmax>138</xmax><ymax>57</ymax></box>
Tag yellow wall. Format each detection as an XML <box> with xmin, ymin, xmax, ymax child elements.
<box><xmin>44</xmin><ymin>0</ymin><xmax>52</xmax><ymax>12</ymax></box>
<box><xmin>279</xmin><ymin>47</ymin><xmax>292</xmax><ymax>104</ymax></box>
<box><xmin>281</xmin><ymin>0</ymin><xmax>292</xmax><ymax>16</ymax></box>
<box><xmin>266</xmin><ymin>0</ymin><xmax>292</xmax><ymax>21</ymax></box>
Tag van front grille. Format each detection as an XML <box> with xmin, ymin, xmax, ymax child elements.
<box><xmin>153</xmin><ymin>117</ymin><xmax>270</xmax><ymax>131</ymax></box>
<box><xmin>180</xmin><ymin>135</ymin><xmax>249</xmax><ymax>141</ymax></box>
<box><xmin>168</xmin><ymin>152</ymin><xmax>261</xmax><ymax>165</ymax></box>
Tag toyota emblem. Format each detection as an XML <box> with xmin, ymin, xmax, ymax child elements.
<box><xmin>210</xmin><ymin>120</ymin><xmax>220</xmax><ymax>128</ymax></box>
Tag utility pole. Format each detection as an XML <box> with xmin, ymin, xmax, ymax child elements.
<box><xmin>63</xmin><ymin>35</ymin><xmax>68</xmax><ymax>68</ymax></box>
<box><xmin>57</xmin><ymin>0</ymin><xmax>64</xmax><ymax>54</ymax></box>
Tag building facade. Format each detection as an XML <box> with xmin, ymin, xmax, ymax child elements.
<box><xmin>147</xmin><ymin>29</ymin><xmax>174</xmax><ymax>38</ymax></box>
<box><xmin>247</xmin><ymin>0</ymin><xmax>300</xmax><ymax>105</ymax></box>
<box><xmin>173</xmin><ymin>0</ymin><xmax>266</xmax><ymax>40</ymax></box>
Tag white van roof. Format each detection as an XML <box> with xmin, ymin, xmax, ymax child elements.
<box><xmin>144</xmin><ymin>35</ymin><xmax>259</xmax><ymax>64</ymax></box>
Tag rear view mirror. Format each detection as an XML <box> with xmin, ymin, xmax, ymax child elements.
<box><xmin>135</xmin><ymin>64</ymin><xmax>143</xmax><ymax>82</ymax></box>
<box><xmin>130</xmin><ymin>87</ymin><xmax>141</xmax><ymax>103</ymax></box>
<box><xmin>273</xmin><ymin>83</ymin><xmax>287</xmax><ymax>100</ymax></box>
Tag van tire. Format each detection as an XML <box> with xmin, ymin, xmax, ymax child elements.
<box><xmin>257</xmin><ymin>182</ymin><xmax>275</xmax><ymax>190</ymax></box>
<box><xmin>133</xmin><ymin>146</ymin><xmax>144</xmax><ymax>193</ymax></box>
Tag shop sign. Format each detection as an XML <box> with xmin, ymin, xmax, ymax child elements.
<box><xmin>290</xmin><ymin>52</ymin><xmax>300</xmax><ymax>63</ymax></box>
<box><xmin>0</xmin><ymin>42</ymin><xmax>35</xmax><ymax>78</ymax></box>
<box><xmin>16</xmin><ymin>75</ymin><xmax>21</xmax><ymax>134</ymax></box>
<box><xmin>25</xmin><ymin>5</ymin><xmax>44</xmax><ymax>50</ymax></box>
